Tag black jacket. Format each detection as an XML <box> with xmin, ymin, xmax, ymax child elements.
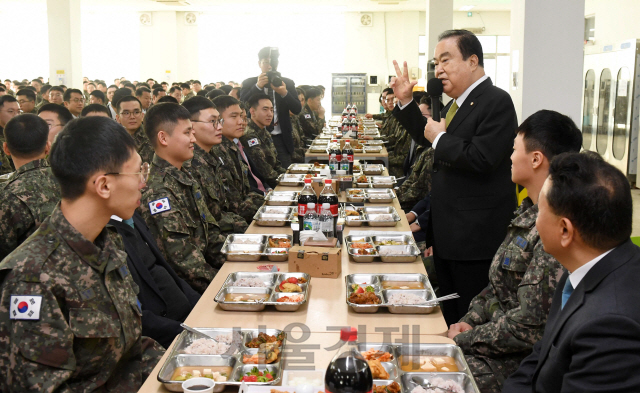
<box><xmin>108</xmin><ymin>211</ymin><xmax>200</xmax><ymax>348</ymax></box>
<box><xmin>503</xmin><ymin>240</ymin><xmax>640</xmax><ymax>392</ymax></box>
<box><xmin>393</xmin><ymin>78</ymin><xmax>517</xmax><ymax>260</ymax></box>
<box><xmin>240</xmin><ymin>76</ymin><xmax>302</xmax><ymax>154</ymax></box>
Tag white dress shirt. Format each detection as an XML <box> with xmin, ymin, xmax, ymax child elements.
<box><xmin>568</xmin><ymin>248</ymin><xmax>614</xmax><ymax>289</ymax></box>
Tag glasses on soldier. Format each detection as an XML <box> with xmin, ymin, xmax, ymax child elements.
<box><xmin>103</xmin><ymin>162</ymin><xmax>150</xmax><ymax>183</ymax></box>
<box><xmin>192</xmin><ymin>118</ymin><xmax>224</xmax><ymax>127</ymax></box>
<box><xmin>69</xmin><ymin>98</ymin><xmax>85</xmax><ymax>104</ymax></box>
<box><xmin>120</xmin><ymin>110</ymin><xmax>142</xmax><ymax>117</ymax></box>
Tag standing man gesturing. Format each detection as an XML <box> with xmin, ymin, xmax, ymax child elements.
<box><xmin>391</xmin><ymin>30</ymin><xmax>518</xmax><ymax>325</ymax></box>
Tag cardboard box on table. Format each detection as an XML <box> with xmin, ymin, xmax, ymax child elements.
<box><xmin>288</xmin><ymin>246</ymin><xmax>341</xmax><ymax>279</ymax></box>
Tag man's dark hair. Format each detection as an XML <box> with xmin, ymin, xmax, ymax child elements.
<box><xmin>49</xmin><ymin>117</ymin><xmax>137</xmax><ymax>200</ymax></box>
<box><xmin>0</xmin><ymin>95</ymin><xmax>17</xmax><ymax>107</ymax></box>
<box><xmin>413</xmin><ymin>91</ymin><xmax>428</xmax><ymax>102</ymax></box>
<box><xmin>116</xmin><ymin>96</ymin><xmax>142</xmax><ymax>112</ymax></box>
<box><xmin>383</xmin><ymin>87</ymin><xmax>394</xmax><ymax>95</ymax></box>
<box><xmin>305</xmin><ymin>88</ymin><xmax>322</xmax><ymax>100</ymax></box>
<box><xmin>112</xmin><ymin>88</ymin><xmax>133</xmax><ymax>108</ymax></box>
<box><xmin>206</xmin><ymin>89</ymin><xmax>226</xmax><ymax>100</ymax></box>
<box><xmin>212</xmin><ymin>95</ymin><xmax>240</xmax><ymax>116</ymax></box>
<box><xmin>97</xmin><ymin>81</ymin><xmax>107</xmax><ymax>88</ymax></box>
<box><xmin>144</xmin><ymin>103</ymin><xmax>191</xmax><ymax>148</ymax></box>
<box><xmin>193</xmin><ymin>80</ymin><xmax>201</xmax><ymax>85</ymax></box>
<box><xmin>4</xmin><ymin>114</ymin><xmax>49</xmax><ymax>158</ymax></box>
<box><xmin>63</xmin><ymin>88</ymin><xmax>83</xmax><ymax>102</ymax></box>
<box><xmin>517</xmin><ymin>110</ymin><xmax>582</xmax><ymax>162</ymax></box>
<box><xmin>0</xmin><ymin>86</ymin><xmax>5</xmax><ymax>93</ymax></box>
<box><xmin>180</xmin><ymin>82</ymin><xmax>191</xmax><ymax>90</ymax></box>
<box><xmin>547</xmin><ymin>152</ymin><xmax>632</xmax><ymax>250</ymax></box>
<box><xmin>137</xmin><ymin>82</ymin><xmax>150</xmax><ymax>89</ymax></box>
<box><xmin>87</xmin><ymin>82</ymin><xmax>96</xmax><ymax>88</ymax></box>
<box><xmin>157</xmin><ymin>96</ymin><xmax>179</xmax><ymax>104</ymax></box>
<box><xmin>219</xmin><ymin>85</ymin><xmax>232</xmax><ymax>95</ymax></box>
<box><xmin>152</xmin><ymin>87</ymin><xmax>165</xmax><ymax>97</ymax></box>
<box><xmin>258</xmin><ymin>46</ymin><xmax>278</xmax><ymax>61</ymax></box>
<box><xmin>204</xmin><ymin>86</ymin><xmax>215</xmax><ymax>92</ymax></box>
<box><xmin>317</xmin><ymin>85</ymin><xmax>325</xmax><ymax>91</ymax></box>
<box><xmin>152</xmin><ymin>83</ymin><xmax>163</xmax><ymax>90</ymax></box>
<box><xmin>196</xmin><ymin>90</ymin><xmax>208</xmax><ymax>97</ymax></box>
<box><xmin>107</xmin><ymin>84</ymin><xmax>118</xmax><ymax>90</ymax></box>
<box><xmin>16</xmin><ymin>89</ymin><xmax>36</xmax><ymax>102</ymax></box>
<box><xmin>247</xmin><ymin>93</ymin><xmax>272</xmax><ymax>109</ymax></box>
<box><xmin>38</xmin><ymin>103</ymin><xmax>73</xmax><ymax>125</ymax></box>
<box><xmin>31</xmin><ymin>79</ymin><xmax>42</xmax><ymax>85</ymax></box>
<box><xmin>59</xmin><ymin>85</ymin><xmax>67</xmax><ymax>89</ymax></box>
<box><xmin>161</xmin><ymin>81</ymin><xmax>168</xmax><ymax>86</ymax></box>
<box><xmin>296</xmin><ymin>88</ymin><xmax>306</xmax><ymax>100</ymax></box>
<box><xmin>49</xmin><ymin>86</ymin><xmax>64</xmax><ymax>96</ymax></box>
<box><xmin>418</xmin><ymin>95</ymin><xmax>432</xmax><ymax>107</ymax></box>
<box><xmin>81</xmin><ymin>104</ymin><xmax>110</xmax><ymax>117</ymax></box>
<box><xmin>135</xmin><ymin>86</ymin><xmax>151</xmax><ymax>97</ymax></box>
<box><xmin>89</xmin><ymin>90</ymin><xmax>106</xmax><ymax>103</ymax></box>
<box><xmin>182</xmin><ymin>96</ymin><xmax>215</xmax><ymax>119</ymax></box>
<box><xmin>41</xmin><ymin>84</ymin><xmax>51</xmax><ymax>95</ymax></box>
<box><xmin>169</xmin><ymin>86</ymin><xmax>181</xmax><ymax>94</ymax></box>
<box><xmin>438</xmin><ymin>29</ymin><xmax>484</xmax><ymax>67</ymax></box>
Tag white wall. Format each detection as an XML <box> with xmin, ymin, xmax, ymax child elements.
<box><xmin>585</xmin><ymin>0</ymin><xmax>640</xmax><ymax>46</ymax></box>
<box><xmin>453</xmin><ymin>11</ymin><xmax>510</xmax><ymax>36</ymax></box>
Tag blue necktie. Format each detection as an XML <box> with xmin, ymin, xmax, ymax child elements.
<box><xmin>123</xmin><ymin>218</ymin><xmax>134</xmax><ymax>228</ymax></box>
<box><xmin>561</xmin><ymin>278</ymin><xmax>574</xmax><ymax>309</ymax></box>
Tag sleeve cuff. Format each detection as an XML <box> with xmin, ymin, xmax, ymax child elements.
<box><xmin>432</xmin><ymin>132</ymin><xmax>445</xmax><ymax>149</ymax></box>
<box><xmin>398</xmin><ymin>99</ymin><xmax>414</xmax><ymax>110</ymax></box>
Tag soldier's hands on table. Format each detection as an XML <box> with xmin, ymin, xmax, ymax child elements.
<box><xmin>424</xmin><ymin>117</ymin><xmax>446</xmax><ymax>143</ymax></box>
<box><xmin>390</xmin><ymin>60</ymin><xmax>417</xmax><ymax>106</ymax></box>
<box><xmin>447</xmin><ymin>322</ymin><xmax>473</xmax><ymax>339</ymax></box>
<box><xmin>257</xmin><ymin>73</ymin><xmax>269</xmax><ymax>89</ymax></box>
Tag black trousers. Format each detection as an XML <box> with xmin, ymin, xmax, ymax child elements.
<box><xmin>271</xmin><ymin>133</ymin><xmax>292</xmax><ymax>168</ymax></box>
<box><xmin>433</xmin><ymin>250</ymin><xmax>492</xmax><ymax>327</ymax></box>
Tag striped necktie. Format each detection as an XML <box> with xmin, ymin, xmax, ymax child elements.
<box><xmin>445</xmin><ymin>101</ymin><xmax>459</xmax><ymax>128</ymax></box>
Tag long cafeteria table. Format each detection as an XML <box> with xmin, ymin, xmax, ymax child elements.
<box><xmin>138</xmin><ymin>164</ymin><xmax>448</xmax><ymax>392</ymax></box>
<box><xmin>304</xmin><ymin>146</ymin><xmax>389</xmax><ymax>168</ymax></box>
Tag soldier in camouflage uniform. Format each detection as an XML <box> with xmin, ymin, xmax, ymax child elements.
<box><xmin>0</xmin><ymin>117</ymin><xmax>163</xmax><ymax>392</ymax></box>
<box><xmin>0</xmin><ymin>115</ymin><xmax>60</xmax><ymax>260</ymax></box>
<box><xmin>290</xmin><ymin>112</ymin><xmax>307</xmax><ymax>163</ymax></box>
<box><xmin>116</xmin><ymin>96</ymin><xmax>154</xmax><ymax>164</ymax></box>
<box><xmin>241</xmin><ymin>94</ymin><xmax>287</xmax><ymax>188</ymax></box>
<box><xmin>0</xmin><ymin>96</ymin><xmax>20</xmax><ymax>174</ymax></box>
<box><xmin>388</xmin><ymin>122</ymin><xmax>412</xmax><ymax>178</ymax></box>
<box><xmin>298</xmin><ymin>88</ymin><xmax>324</xmax><ymax>141</ymax></box>
<box><xmin>140</xmin><ymin>104</ymin><xmax>226</xmax><ymax>294</ymax></box>
<box><xmin>398</xmin><ymin>146</ymin><xmax>434</xmax><ymax>212</ymax></box>
<box><xmin>448</xmin><ymin>110</ymin><xmax>583</xmax><ymax>392</ymax></box>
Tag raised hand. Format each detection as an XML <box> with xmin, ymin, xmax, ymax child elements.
<box><xmin>390</xmin><ymin>60</ymin><xmax>417</xmax><ymax>106</ymax></box>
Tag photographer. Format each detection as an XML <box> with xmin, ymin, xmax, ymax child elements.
<box><xmin>240</xmin><ymin>47</ymin><xmax>302</xmax><ymax>167</ymax></box>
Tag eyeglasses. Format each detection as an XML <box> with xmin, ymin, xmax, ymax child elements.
<box><xmin>46</xmin><ymin>123</ymin><xmax>63</xmax><ymax>130</ymax></box>
<box><xmin>69</xmin><ymin>98</ymin><xmax>85</xmax><ymax>104</ymax></box>
<box><xmin>192</xmin><ymin>118</ymin><xmax>224</xmax><ymax>127</ymax></box>
<box><xmin>18</xmin><ymin>100</ymin><xmax>34</xmax><ymax>105</ymax></box>
<box><xmin>103</xmin><ymin>162</ymin><xmax>150</xmax><ymax>183</ymax></box>
<box><xmin>120</xmin><ymin>110</ymin><xmax>142</xmax><ymax>118</ymax></box>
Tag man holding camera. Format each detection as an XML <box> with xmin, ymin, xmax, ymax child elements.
<box><xmin>240</xmin><ymin>47</ymin><xmax>302</xmax><ymax>168</ymax></box>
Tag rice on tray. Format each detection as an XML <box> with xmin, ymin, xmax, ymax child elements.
<box><xmin>232</xmin><ymin>277</ymin><xmax>268</xmax><ymax>287</ymax></box>
<box><xmin>387</xmin><ymin>292</ymin><xmax>426</xmax><ymax>305</ymax></box>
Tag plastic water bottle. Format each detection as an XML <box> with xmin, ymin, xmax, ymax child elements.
<box><xmin>303</xmin><ymin>202</ymin><xmax>318</xmax><ymax>231</ymax></box>
<box><xmin>319</xmin><ymin>203</ymin><xmax>334</xmax><ymax>238</ymax></box>
<box><xmin>329</xmin><ymin>154</ymin><xmax>338</xmax><ymax>175</ymax></box>
<box><xmin>340</xmin><ymin>155</ymin><xmax>350</xmax><ymax>174</ymax></box>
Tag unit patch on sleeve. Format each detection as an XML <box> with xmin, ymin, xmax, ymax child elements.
<box><xmin>149</xmin><ymin>197</ymin><xmax>171</xmax><ymax>215</ymax></box>
<box><xmin>248</xmin><ymin>138</ymin><xmax>260</xmax><ymax>147</ymax></box>
<box><xmin>10</xmin><ymin>295</ymin><xmax>42</xmax><ymax>320</ymax></box>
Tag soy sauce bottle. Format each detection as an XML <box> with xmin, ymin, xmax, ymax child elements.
<box><xmin>325</xmin><ymin>327</ymin><xmax>372</xmax><ymax>393</ymax></box>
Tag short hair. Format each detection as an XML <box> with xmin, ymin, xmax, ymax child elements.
<box><xmin>124</xmin><ymin>82</ymin><xmax>136</xmax><ymax>90</ymax></box>
<box><xmin>157</xmin><ymin>96</ymin><xmax>179</xmax><ymax>104</ymax></box>
<box><xmin>516</xmin><ymin>110</ymin><xmax>582</xmax><ymax>161</ymax></box>
<box><xmin>31</xmin><ymin>79</ymin><xmax>42</xmax><ymax>85</ymax></box>
<box><xmin>116</xmin><ymin>96</ymin><xmax>141</xmax><ymax>112</ymax></box>
<box><xmin>81</xmin><ymin>104</ymin><xmax>110</xmax><ymax>117</ymax></box>
<box><xmin>169</xmin><ymin>86</ymin><xmax>181</xmax><ymax>94</ymax></box>
<box><xmin>196</xmin><ymin>90</ymin><xmax>208</xmax><ymax>97</ymax></box>
<box><xmin>16</xmin><ymin>89</ymin><xmax>36</xmax><ymax>102</ymax></box>
<box><xmin>144</xmin><ymin>103</ymin><xmax>191</xmax><ymax>148</ymax></box>
<box><xmin>63</xmin><ymin>88</ymin><xmax>83</xmax><ymax>102</ymax></box>
<box><xmin>212</xmin><ymin>95</ymin><xmax>240</xmax><ymax>116</ymax></box>
<box><xmin>383</xmin><ymin>87</ymin><xmax>394</xmax><ymax>95</ymax></box>
<box><xmin>219</xmin><ymin>85</ymin><xmax>232</xmax><ymax>95</ymax></box>
<box><xmin>180</xmin><ymin>82</ymin><xmax>191</xmax><ymax>90</ymax></box>
<box><xmin>41</xmin><ymin>84</ymin><xmax>51</xmax><ymax>94</ymax></box>
<box><xmin>206</xmin><ymin>89</ymin><xmax>226</xmax><ymax>100</ymax></box>
<box><xmin>247</xmin><ymin>93</ymin><xmax>272</xmax><ymax>109</ymax></box>
<box><xmin>137</xmin><ymin>82</ymin><xmax>150</xmax><ymax>89</ymax></box>
<box><xmin>418</xmin><ymin>95</ymin><xmax>432</xmax><ymax>107</ymax></box>
<box><xmin>38</xmin><ymin>103</ymin><xmax>73</xmax><ymax>125</ymax></box>
<box><xmin>161</xmin><ymin>82</ymin><xmax>168</xmax><ymax>86</ymax></box>
<box><xmin>135</xmin><ymin>86</ymin><xmax>151</xmax><ymax>97</ymax></box>
<box><xmin>112</xmin><ymin>88</ymin><xmax>133</xmax><ymax>108</ymax></box>
<box><xmin>152</xmin><ymin>83</ymin><xmax>163</xmax><ymax>90</ymax></box>
<box><xmin>50</xmin><ymin>117</ymin><xmax>137</xmax><ymax>200</ymax></box>
<box><xmin>305</xmin><ymin>88</ymin><xmax>322</xmax><ymax>100</ymax></box>
<box><xmin>413</xmin><ymin>91</ymin><xmax>427</xmax><ymax>102</ymax></box>
<box><xmin>317</xmin><ymin>85</ymin><xmax>325</xmax><ymax>91</ymax></box>
<box><xmin>438</xmin><ymin>29</ymin><xmax>484</xmax><ymax>67</ymax></box>
<box><xmin>258</xmin><ymin>46</ymin><xmax>278</xmax><ymax>60</ymax></box>
<box><xmin>87</xmin><ymin>83</ymin><xmax>96</xmax><ymax>88</ymax></box>
<box><xmin>0</xmin><ymin>95</ymin><xmax>17</xmax><ymax>108</ymax></box>
<box><xmin>193</xmin><ymin>80</ymin><xmax>201</xmax><ymax>85</ymax></box>
<box><xmin>296</xmin><ymin>87</ymin><xmax>306</xmax><ymax>99</ymax></box>
<box><xmin>183</xmin><ymin>96</ymin><xmax>216</xmax><ymax>119</ymax></box>
<box><xmin>152</xmin><ymin>87</ymin><xmax>165</xmax><ymax>97</ymax></box>
<box><xmin>107</xmin><ymin>84</ymin><xmax>118</xmax><ymax>90</ymax></box>
<box><xmin>4</xmin><ymin>114</ymin><xmax>49</xmax><ymax>158</ymax></box>
<box><xmin>0</xmin><ymin>86</ymin><xmax>5</xmax><ymax>92</ymax></box>
<box><xmin>547</xmin><ymin>152</ymin><xmax>632</xmax><ymax>250</ymax></box>
<box><xmin>89</xmin><ymin>90</ymin><xmax>106</xmax><ymax>103</ymax></box>
<box><xmin>204</xmin><ymin>86</ymin><xmax>215</xmax><ymax>92</ymax></box>
<box><xmin>49</xmin><ymin>86</ymin><xmax>64</xmax><ymax>96</ymax></box>
<box><xmin>97</xmin><ymin>81</ymin><xmax>107</xmax><ymax>88</ymax></box>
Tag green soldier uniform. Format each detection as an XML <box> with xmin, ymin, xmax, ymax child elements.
<box><xmin>290</xmin><ymin>115</ymin><xmax>306</xmax><ymax>163</ymax></box>
<box><xmin>140</xmin><ymin>155</ymin><xmax>226</xmax><ymax>294</ymax></box>
<box><xmin>388</xmin><ymin>123</ymin><xmax>412</xmax><ymax>178</ymax></box>
<box><xmin>453</xmin><ymin>198</ymin><xmax>565</xmax><ymax>392</ymax></box>
<box><xmin>0</xmin><ymin>131</ymin><xmax>15</xmax><ymax>174</ymax></box>
<box><xmin>183</xmin><ymin>91</ymin><xmax>195</xmax><ymax>102</ymax></box>
<box><xmin>131</xmin><ymin>126</ymin><xmax>154</xmax><ymax>165</ymax></box>
<box><xmin>0</xmin><ymin>205</ymin><xmax>164</xmax><ymax>392</ymax></box>
<box><xmin>379</xmin><ymin>112</ymin><xmax>396</xmax><ymax>139</ymax></box>
<box><xmin>298</xmin><ymin>105</ymin><xmax>322</xmax><ymax>141</ymax></box>
<box><xmin>313</xmin><ymin>110</ymin><xmax>326</xmax><ymax>132</ymax></box>
<box><xmin>210</xmin><ymin>138</ymin><xmax>264</xmax><ymax>223</ymax></box>
<box><xmin>398</xmin><ymin>146</ymin><xmax>434</xmax><ymax>212</ymax></box>
<box><xmin>384</xmin><ymin>116</ymin><xmax>403</xmax><ymax>153</ymax></box>
<box><xmin>0</xmin><ymin>159</ymin><xmax>60</xmax><ymax>260</ymax></box>
<box><xmin>240</xmin><ymin>120</ymin><xmax>287</xmax><ymax>188</ymax></box>
<box><xmin>185</xmin><ymin>144</ymin><xmax>248</xmax><ymax>234</ymax></box>
<box><xmin>372</xmin><ymin>110</ymin><xmax>390</xmax><ymax>121</ymax></box>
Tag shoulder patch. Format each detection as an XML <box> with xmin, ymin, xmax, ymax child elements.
<box><xmin>304</xmin><ymin>114</ymin><xmax>312</xmax><ymax>119</ymax></box>
<box><xmin>148</xmin><ymin>197</ymin><xmax>171</xmax><ymax>215</ymax></box>
<box><xmin>10</xmin><ymin>295</ymin><xmax>42</xmax><ymax>320</ymax></box>
<box><xmin>248</xmin><ymin>138</ymin><xmax>260</xmax><ymax>147</ymax></box>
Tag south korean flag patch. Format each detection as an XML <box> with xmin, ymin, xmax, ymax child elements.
<box><xmin>149</xmin><ymin>197</ymin><xmax>171</xmax><ymax>215</ymax></box>
<box><xmin>10</xmin><ymin>295</ymin><xmax>42</xmax><ymax>320</ymax></box>
<box><xmin>304</xmin><ymin>114</ymin><xmax>311</xmax><ymax>119</ymax></box>
<box><xmin>248</xmin><ymin>138</ymin><xmax>260</xmax><ymax>147</ymax></box>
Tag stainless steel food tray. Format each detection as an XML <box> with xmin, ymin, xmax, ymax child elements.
<box><xmin>214</xmin><ymin>272</ymin><xmax>311</xmax><ymax>311</ymax></box>
<box><xmin>370</xmin><ymin>176</ymin><xmax>397</xmax><ymax>188</ymax></box>
<box><xmin>221</xmin><ymin>234</ymin><xmax>293</xmax><ymax>262</ymax></box>
<box><xmin>264</xmin><ymin>191</ymin><xmax>299</xmax><ymax>206</ymax></box>
<box><xmin>345</xmin><ymin>275</ymin><xmax>438</xmax><ymax>315</ymax></box>
<box><xmin>157</xmin><ymin>327</ymin><xmax>287</xmax><ymax>392</ymax></box>
<box><xmin>346</xmin><ymin>188</ymin><xmax>396</xmax><ymax>203</ymax></box>
<box><xmin>253</xmin><ymin>206</ymin><xmax>296</xmax><ymax>227</ymax></box>
<box><xmin>343</xmin><ymin>206</ymin><xmax>401</xmax><ymax>227</ymax></box>
<box><xmin>277</xmin><ymin>173</ymin><xmax>306</xmax><ymax>186</ymax></box>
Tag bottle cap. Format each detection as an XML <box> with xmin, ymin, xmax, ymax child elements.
<box><xmin>307</xmin><ymin>202</ymin><xmax>315</xmax><ymax>209</ymax></box>
<box><xmin>323</xmin><ymin>203</ymin><xmax>330</xmax><ymax>209</ymax></box>
<box><xmin>340</xmin><ymin>327</ymin><xmax>358</xmax><ymax>342</ymax></box>
<box><xmin>304</xmin><ymin>178</ymin><xmax>312</xmax><ymax>183</ymax></box>
<box><xmin>325</xmin><ymin>179</ymin><xmax>332</xmax><ymax>184</ymax></box>
<box><xmin>331</xmin><ymin>154</ymin><xmax>336</xmax><ymax>157</ymax></box>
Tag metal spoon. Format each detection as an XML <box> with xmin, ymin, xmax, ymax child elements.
<box><xmin>412</xmin><ymin>376</ymin><xmax>455</xmax><ymax>393</ymax></box>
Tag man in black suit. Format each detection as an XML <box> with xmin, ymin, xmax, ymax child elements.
<box><xmin>503</xmin><ymin>152</ymin><xmax>640</xmax><ymax>392</ymax></box>
<box><xmin>240</xmin><ymin>47</ymin><xmax>302</xmax><ymax>168</ymax></box>
<box><xmin>391</xmin><ymin>29</ymin><xmax>518</xmax><ymax>325</ymax></box>
<box><xmin>108</xmin><ymin>211</ymin><xmax>200</xmax><ymax>348</ymax></box>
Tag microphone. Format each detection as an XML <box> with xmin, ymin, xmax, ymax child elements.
<box><xmin>427</xmin><ymin>78</ymin><xmax>443</xmax><ymax>122</ymax></box>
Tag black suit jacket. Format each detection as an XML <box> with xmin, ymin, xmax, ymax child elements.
<box><xmin>108</xmin><ymin>212</ymin><xmax>200</xmax><ymax>348</ymax></box>
<box><xmin>393</xmin><ymin>78</ymin><xmax>517</xmax><ymax>260</ymax></box>
<box><xmin>240</xmin><ymin>76</ymin><xmax>302</xmax><ymax>154</ymax></box>
<box><xmin>503</xmin><ymin>240</ymin><xmax>640</xmax><ymax>393</ymax></box>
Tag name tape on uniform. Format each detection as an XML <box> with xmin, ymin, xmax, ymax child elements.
<box><xmin>10</xmin><ymin>295</ymin><xmax>42</xmax><ymax>320</ymax></box>
<box><xmin>248</xmin><ymin>138</ymin><xmax>259</xmax><ymax>147</ymax></box>
<box><xmin>149</xmin><ymin>197</ymin><xmax>171</xmax><ymax>215</ymax></box>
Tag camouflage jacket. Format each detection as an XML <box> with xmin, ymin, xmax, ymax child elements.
<box><xmin>372</xmin><ymin>110</ymin><xmax>391</xmax><ymax>121</ymax></box>
<box><xmin>140</xmin><ymin>155</ymin><xmax>225</xmax><ymax>294</ymax></box>
<box><xmin>313</xmin><ymin>109</ymin><xmax>326</xmax><ymax>131</ymax></box>
<box><xmin>289</xmin><ymin>115</ymin><xmax>307</xmax><ymax>163</ymax></box>
<box><xmin>185</xmin><ymin>144</ymin><xmax>248</xmax><ymax>234</ymax></box>
<box><xmin>379</xmin><ymin>113</ymin><xmax>395</xmax><ymax>138</ymax></box>
<box><xmin>210</xmin><ymin>138</ymin><xmax>264</xmax><ymax>223</ymax></box>
<box><xmin>0</xmin><ymin>133</ymin><xmax>14</xmax><ymax>175</ymax></box>
<box><xmin>398</xmin><ymin>146</ymin><xmax>434</xmax><ymax>211</ymax></box>
<box><xmin>382</xmin><ymin>115</ymin><xmax>401</xmax><ymax>147</ymax></box>
<box><xmin>388</xmin><ymin>124</ymin><xmax>412</xmax><ymax>178</ymax></box>
<box><xmin>298</xmin><ymin>105</ymin><xmax>322</xmax><ymax>141</ymax></box>
<box><xmin>240</xmin><ymin>120</ymin><xmax>287</xmax><ymax>188</ymax></box>
<box><xmin>132</xmin><ymin>126</ymin><xmax>154</xmax><ymax>165</ymax></box>
<box><xmin>0</xmin><ymin>159</ymin><xmax>60</xmax><ymax>260</ymax></box>
<box><xmin>0</xmin><ymin>205</ymin><xmax>164</xmax><ymax>392</ymax></box>
<box><xmin>455</xmin><ymin>198</ymin><xmax>565</xmax><ymax>357</ymax></box>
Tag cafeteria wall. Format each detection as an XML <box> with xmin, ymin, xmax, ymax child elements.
<box><xmin>585</xmin><ymin>0</ymin><xmax>640</xmax><ymax>46</ymax></box>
